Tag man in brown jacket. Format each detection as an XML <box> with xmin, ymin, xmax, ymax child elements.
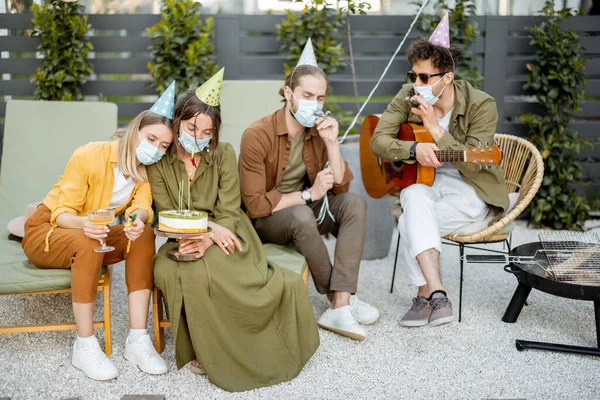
<box><xmin>371</xmin><ymin>27</ymin><xmax>508</xmax><ymax>327</ymax></box>
<box><xmin>239</xmin><ymin>39</ymin><xmax>379</xmax><ymax>341</ymax></box>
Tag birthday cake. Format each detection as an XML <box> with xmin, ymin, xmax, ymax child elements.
<box><xmin>158</xmin><ymin>210</ymin><xmax>208</xmax><ymax>233</ymax></box>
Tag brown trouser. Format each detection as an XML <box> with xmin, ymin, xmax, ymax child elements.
<box><xmin>253</xmin><ymin>193</ymin><xmax>366</xmax><ymax>294</ymax></box>
<box><xmin>22</xmin><ymin>205</ymin><xmax>155</xmax><ymax>303</ymax></box>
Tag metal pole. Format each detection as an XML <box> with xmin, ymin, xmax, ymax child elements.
<box><xmin>516</xmin><ymin>340</ymin><xmax>600</xmax><ymax>356</ymax></box>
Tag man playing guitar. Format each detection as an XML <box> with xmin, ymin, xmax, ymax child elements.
<box><xmin>370</xmin><ymin>17</ymin><xmax>508</xmax><ymax>327</ymax></box>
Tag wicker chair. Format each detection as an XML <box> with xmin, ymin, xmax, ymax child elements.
<box><xmin>390</xmin><ymin>134</ymin><xmax>545</xmax><ymax>321</ymax></box>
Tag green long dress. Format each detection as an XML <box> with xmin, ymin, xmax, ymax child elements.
<box><xmin>147</xmin><ymin>142</ymin><xmax>320</xmax><ymax>392</ymax></box>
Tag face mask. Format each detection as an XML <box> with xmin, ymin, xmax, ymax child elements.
<box><xmin>179</xmin><ymin>130</ymin><xmax>211</xmax><ymax>154</ymax></box>
<box><xmin>288</xmin><ymin>90</ymin><xmax>323</xmax><ymax>128</ymax></box>
<box><xmin>135</xmin><ymin>135</ymin><xmax>165</xmax><ymax>165</ymax></box>
<box><xmin>413</xmin><ymin>74</ymin><xmax>448</xmax><ymax>106</ymax></box>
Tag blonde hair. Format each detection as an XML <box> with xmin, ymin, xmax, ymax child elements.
<box><xmin>112</xmin><ymin>110</ymin><xmax>172</xmax><ymax>183</ymax></box>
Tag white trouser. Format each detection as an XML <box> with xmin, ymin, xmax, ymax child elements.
<box><xmin>398</xmin><ymin>167</ymin><xmax>489</xmax><ymax>287</ymax></box>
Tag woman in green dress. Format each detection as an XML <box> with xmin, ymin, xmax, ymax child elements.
<box><xmin>147</xmin><ymin>71</ymin><xmax>320</xmax><ymax>392</ymax></box>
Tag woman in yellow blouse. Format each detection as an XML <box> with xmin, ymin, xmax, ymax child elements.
<box><xmin>22</xmin><ymin>88</ymin><xmax>174</xmax><ymax>381</ymax></box>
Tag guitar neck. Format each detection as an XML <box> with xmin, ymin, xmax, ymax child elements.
<box><xmin>433</xmin><ymin>150</ymin><xmax>466</xmax><ymax>162</ymax></box>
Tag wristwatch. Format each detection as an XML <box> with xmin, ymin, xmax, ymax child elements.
<box><xmin>301</xmin><ymin>189</ymin><xmax>312</xmax><ymax>205</ymax></box>
<box><xmin>409</xmin><ymin>142</ymin><xmax>419</xmax><ymax>160</ymax></box>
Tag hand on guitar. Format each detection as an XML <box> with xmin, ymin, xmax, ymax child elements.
<box><xmin>310</xmin><ymin>167</ymin><xmax>335</xmax><ymax>201</ymax></box>
<box><xmin>410</xmin><ymin>94</ymin><xmax>445</xmax><ymax>141</ymax></box>
<box><xmin>416</xmin><ymin>143</ymin><xmax>443</xmax><ymax>168</ymax></box>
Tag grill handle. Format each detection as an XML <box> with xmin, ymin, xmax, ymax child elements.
<box><xmin>503</xmin><ymin>264</ymin><xmax>521</xmax><ymax>277</ymax></box>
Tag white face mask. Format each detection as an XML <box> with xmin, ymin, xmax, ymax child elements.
<box><xmin>135</xmin><ymin>134</ymin><xmax>165</xmax><ymax>165</ymax></box>
<box><xmin>413</xmin><ymin>74</ymin><xmax>448</xmax><ymax>106</ymax></box>
<box><xmin>179</xmin><ymin>130</ymin><xmax>211</xmax><ymax>154</ymax></box>
<box><xmin>288</xmin><ymin>89</ymin><xmax>323</xmax><ymax>128</ymax></box>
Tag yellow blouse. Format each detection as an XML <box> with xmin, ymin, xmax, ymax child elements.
<box><xmin>42</xmin><ymin>140</ymin><xmax>153</xmax><ymax>251</ymax></box>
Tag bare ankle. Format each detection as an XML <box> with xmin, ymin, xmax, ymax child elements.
<box><xmin>330</xmin><ymin>291</ymin><xmax>351</xmax><ymax>309</ymax></box>
<box><xmin>417</xmin><ymin>285</ymin><xmax>429</xmax><ymax>298</ymax></box>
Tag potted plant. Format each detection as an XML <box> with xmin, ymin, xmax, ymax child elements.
<box><xmin>147</xmin><ymin>0</ymin><xmax>217</xmax><ymax>95</ymax></box>
<box><xmin>30</xmin><ymin>0</ymin><xmax>94</xmax><ymax>101</ymax></box>
<box><xmin>520</xmin><ymin>0</ymin><xmax>590</xmax><ymax>230</ymax></box>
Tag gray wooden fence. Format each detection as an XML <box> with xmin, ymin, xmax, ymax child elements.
<box><xmin>0</xmin><ymin>13</ymin><xmax>598</xmax><ymax>195</ymax></box>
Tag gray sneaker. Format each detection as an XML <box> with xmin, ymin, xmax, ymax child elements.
<box><xmin>429</xmin><ymin>293</ymin><xmax>454</xmax><ymax>326</ymax></box>
<box><xmin>399</xmin><ymin>296</ymin><xmax>431</xmax><ymax>327</ymax></box>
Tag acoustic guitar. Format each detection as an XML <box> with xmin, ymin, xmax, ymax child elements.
<box><xmin>359</xmin><ymin>114</ymin><xmax>503</xmax><ymax>199</ymax></box>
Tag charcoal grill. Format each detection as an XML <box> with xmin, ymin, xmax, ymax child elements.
<box><xmin>502</xmin><ymin>232</ymin><xmax>600</xmax><ymax>356</ymax></box>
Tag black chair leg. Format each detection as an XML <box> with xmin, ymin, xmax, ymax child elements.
<box><xmin>459</xmin><ymin>243</ymin><xmax>464</xmax><ymax>323</ymax></box>
<box><xmin>390</xmin><ymin>231</ymin><xmax>401</xmax><ymax>293</ymax></box>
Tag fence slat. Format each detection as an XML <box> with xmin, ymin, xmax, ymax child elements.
<box><xmin>504</xmin><ymin>78</ymin><xmax>600</xmax><ymax>96</ymax></box>
<box><xmin>329</xmin><ymin>79</ymin><xmax>403</xmax><ymax>97</ymax></box>
<box><xmin>504</xmin><ymin>101</ymin><xmax>600</xmax><ymax>119</ymax></box>
<box><xmin>0</xmin><ymin>80</ymin><xmax>35</xmax><ymax>96</ymax></box>
<box><xmin>241</xmin><ymin>35</ymin><xmax>485</xmax><ymax>55</ymax></box>
<box><xmin>90</xmin><ymin>36</ymin><xmax>151</xmax><ymax>53</ymax></box>
<box><xmin>0</xmin><ymin>36</ymin><xmax>38</xmax><ymax>52</ymax></box>
<box><xmin>483</xmin><ymin>17</ymin><xmax>509</xmax><ymax>126</ymax></box>
<box><xmin>507</xmin><ymin>36</ymin><xmax>600</xmax><ymax>55</ymax></box>
<box><xmin>508</xmin><ymin>16</ymin><xmax>600</xmax><ymax>32</ymax></box>
<box><xmin>88</xmin><ymin>14</ymin><xmax>160</xmax><ymax>30</ymax></box>
<box><xmin>0</xmin><ymin>13</ymin><xmax>32</xmax><ymax>29</ymax></box>
<box><xmin>581</xmin><ymin>163</ymin><xmax>600</xmax><ymax>181</ymax></box>
<box><xmin>506</xmin><ymin>57</ymin><xmax>600</xmax><ymax>76</ymax></box>
<box><xmin>502</xmin><ymin>121</ymin><xmax>600</xmax><ymax>139</ymax></box>
<box><xmin>215</xmin><ymin>15</ymin><xmax>241</xmax><ymax>79</ymax></box>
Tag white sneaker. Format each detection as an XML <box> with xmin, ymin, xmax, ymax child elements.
<box><xmin>72</xmin><ymin>337</ymin><xmax>119</xmax><ymax>381</ymax></box>
<box><xmin>124</xmin><ymin>334</ymin><xmax>168</xmax><ymax>375</ymax></box>
<box><xmin>317</xmin><ymin>305</ymin><xmax>366</xmax><ymax>341</ymax></box>
<box><xmin>349</xmin><ymin>295</ymin><xmax>380</xmax><ymax>325</ymax></box>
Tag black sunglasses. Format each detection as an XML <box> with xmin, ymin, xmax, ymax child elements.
<box><xmin>407</xmin><ymin>71</ymin><xmax>446</xmax><ymax>84</ymax></box>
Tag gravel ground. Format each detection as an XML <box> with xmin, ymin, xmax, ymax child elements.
<box><xmin>1</xmin><ymin>222</ymin><xmax>600</xmax><ymax>400</ymax></box>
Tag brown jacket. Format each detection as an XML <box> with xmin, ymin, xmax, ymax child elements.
<box><xmin>239</xmin><ymin>107</ymin><xmax>353</xmax><ymax>219</ymax></box>
<box><xmin>370</xmin><ymin>80</ymin><xmax>509</xmax><ymax>215</ymax></box>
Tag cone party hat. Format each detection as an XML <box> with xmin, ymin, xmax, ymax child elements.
<box><xmin>195</xmin><ymin>68</ymin><xmax>224</xmax><ymax>106</ymax></box>
<box><xmin>150</xmin><ymin>80</ymin><xmax>175</xmax><ymax>119</ymax></box>
<box><xmin>296</xmin><ymin>38</ymin><xmax>319</xmax><ymax>68</ymax></box>
<box><xmin>429</xmin><ymin>13</ymin><xmax>450</xmax><ymax>48</ymax></box>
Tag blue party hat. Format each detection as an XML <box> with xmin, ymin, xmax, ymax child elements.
<box><xmin>150</xmin><ymin>80</ymin><xmax>175</xmax><ymax>119</ymax></box>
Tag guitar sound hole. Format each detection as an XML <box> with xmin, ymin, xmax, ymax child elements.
<box><xmin>391</xmin><ymin>161</ymin><xmax>405</xmax><ymax>172</ymax></box>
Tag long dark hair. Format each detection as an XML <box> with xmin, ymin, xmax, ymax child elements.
<box><xmin>174</xmin><ymin>88</ymin><xmax>222</xmax><ymax>156</ymax></box>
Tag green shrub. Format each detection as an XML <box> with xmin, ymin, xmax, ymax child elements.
<box><xmin>30</xmin><ymin>0</ymin><xmax>93</xmax><ymax>101</ymax></box>
<box><xmin>275</xmin><ymin>0</ymin><xmax>344</xmax><ymax>76</ymax></box>
<box><xmin>520</xmin><ymin>0</ymin><xmax>590</xmax><ymax>230</ymax></box>
<box><xmin>147</xmin><ymin>0</ymin><xmax>217</xmax><ymax>95</ymax></box>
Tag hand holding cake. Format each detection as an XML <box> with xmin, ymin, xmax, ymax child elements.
<box><xmin>178</xmin><ymin>237</ymin><xmax>213</xmax><ymax>258</ymax></box>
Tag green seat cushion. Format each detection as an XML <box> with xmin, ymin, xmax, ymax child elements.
<box><xmin>263</xmin><ymin>243</ymin><xmax>307</xmax><ymax>276</ymax></box>
<box><xmin>0</xmin><ymin>238</ymin><xmax>108</xmax><ymax>294</ymax></box>
<box><xmin>0</xmin><ymin>238</ymin><xmax>71</xmax><ymax>294</ymax></box>
<box><xmin>0</xmin><ymin>100</ymin><xmax>117</xmax><ymax>294</ymax></box>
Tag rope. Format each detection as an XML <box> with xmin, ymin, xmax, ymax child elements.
<box><xmin>316</xmin><ymin>0</ymin><xmax>432</xmax><ymax>224</ymax></box>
